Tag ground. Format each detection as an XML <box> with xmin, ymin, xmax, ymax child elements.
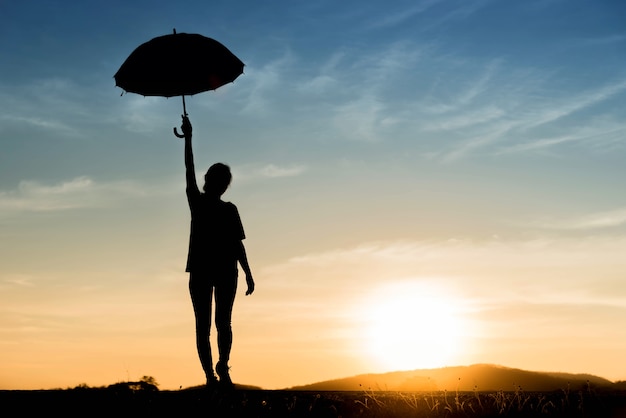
<box><xmin>2</xmin><ymin>386</ymin><xmax>626</xmax><ymax>417</ymax></box>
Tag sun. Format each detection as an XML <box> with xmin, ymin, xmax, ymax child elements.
<box><xmin>359</xmin><ymin>281</ymin><xmax>468</xmax><ymax>371</ymax></box>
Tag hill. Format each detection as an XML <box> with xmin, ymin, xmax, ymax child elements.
<box><xmin>287</xmin><ymin>364</ymin><xmax>615</xmax><ymax>392</ymax></box>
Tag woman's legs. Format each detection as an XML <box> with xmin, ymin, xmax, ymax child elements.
<box><xmin>214</xmin><ymin>276</ymin><xmax>237</xmax><ymax>383</ymax></box>
<box><xmin>190</xmin><ymin>273</ymin><xmax>238</xmax><ymax>385</ymax></box>
<box><xmin>214</xmin><ymin>276</ymin><xmax>237</xmax><ymax>363</ymax></box>
<box><xmin>189</xmin><ymin>274</ymin><xmax>215</xmax><ymax>382</ymax></box>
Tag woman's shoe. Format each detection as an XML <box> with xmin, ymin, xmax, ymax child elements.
<box><xmin>216</xmin><ymin>361</ymin><xmax>233</xmax><ymax>388</ymax></box>
<box><xmin>206</xmin><ymin>373</ymin><xmax>218</xmax><ymax>389</ymax></box>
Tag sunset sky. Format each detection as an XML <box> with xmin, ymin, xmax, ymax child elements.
<box><xmin>2</xmin><ymin>0</ymin><xmax>626</xmax><ymax>390</ymax></box>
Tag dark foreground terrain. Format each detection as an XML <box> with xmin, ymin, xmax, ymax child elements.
<box><xmin>3</xmin><ymin>386</ymin><xmax>626</xmax><ymax>417</ymax></box>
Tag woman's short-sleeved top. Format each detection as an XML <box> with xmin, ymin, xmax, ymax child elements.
<box><xmin>186</xmin><ymin>191</ymin><xmax>245</xmax><ymax>275</ymax></box>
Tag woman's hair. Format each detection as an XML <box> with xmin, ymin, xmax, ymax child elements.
<box><xmin>203</xmin><ymin>163</ymin><xmax>232</xmax><ymax>196</ymax></box>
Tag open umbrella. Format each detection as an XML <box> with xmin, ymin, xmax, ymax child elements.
<box><xmin>114</xmin><ymin>29</ymin><xmax>244</xmax><ymax>136</ymax></box>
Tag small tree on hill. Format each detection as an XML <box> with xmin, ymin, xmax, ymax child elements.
<box><xmin>140</xmin><ymin>376</ymin><xmax>159</xmax><ymax>388</ymax></box>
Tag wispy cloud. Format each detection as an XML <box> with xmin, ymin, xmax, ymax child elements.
<box><xmin>296</xmin><ymin>52</ymin><xmax>345</xmax><ymax>96</ymax></box>
<box><xmin>0</xmin><ymin>114</ymin><xmax>78</xmax><ymax>136</ymax></box>
<box><xmin>0</xmin><ymin>176</ymin><xmax>145</xmax><ymax>214</ymax></box>
<box><xmin>324</xmin><ymin>42</ymin><xmax>426</xmax><ymax>142</ymax></box>
<box><xmin>421</xmin><ymin>0</ymin><xmax>493</xmax><ymax>31</ymax></box>
<box><xmin>528</xmin><ymin>208</ymin><xmax>626</xmax><ymax>231</ymax></box>
<box><xmin>368</xmin><ymin>0</ymin><xmax>442</xmax><ymax>29</ymax></box>
<box><xmin>0</xmin><ymin>75</ymin><xmax>121</xmax><ymax>140</ymax></box>
<box><xmin>435</xmin><ymin>76</ymin><xmax>626</xmax><ymax>161</ymax></box>
<box><xmin>497</xmin><ymin>125</ymin><xmax>626</xmax><ymax>155</ymax></box>
<box><xmin>524</xmin><ymin>80</ymin><xmax>626</xmax><ymax>131</ymax></box>
<box><xmin>422</xmin><ymin>105</ymin><xmax>504</xmax><ymax>132</ymax></box>
<box><xmin>332</xmin><ymin>94</ymin><xmax>387</xmax><ymax>142</ymax></box>
<box><xmin>306</xmin><ymin>36</ymin><xmax>624</xmax><ymax>161</ymax></box>
<box><xmin>1</xmin><ymin>275</ymin><xmax>35</xmax><ymax>288</ymax></box>
<box><xmin>238</xmin><ymin>52</ymin><xmax>296</xmax><ymax>116</ymax></box>
<box><xmin>439</xmin><ymin>123</ymin><xmax>513</xmax><ymax>162</ymax></box>
<box><xmin>116</xmin><ymin>95</ymin><xmax>167</xmax><ymax>133</ymax></box>
<box><xmin>234</xmin><ymin>163</ymin><xmax>307</xmax><ymax>182</ymax></box>
<box><xmin>259</xmin><ymin>164</ymin><xmax>307</xmax><ymax>178</ymax></box>
<box><xmin>262</xmin><ymin>236</ymin><xmax>626</xmax><ymax>306</ymax></box>
<box><xmin>580</xmin><ymin>34</ymin><xmax>626</xmax><ymax>46</ymax></box>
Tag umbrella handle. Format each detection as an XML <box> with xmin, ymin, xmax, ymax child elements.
<box><xmin>173</xmin><ymin>95</ymin><xmax>188</xmax><ymax>138</ymax></box>
<box><xmin>173</xmin><ymin>127</ymin><xmax>185</xmax><ymax>138</ymax></box>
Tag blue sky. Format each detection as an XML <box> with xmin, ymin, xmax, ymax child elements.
<box><xmin>1</xmin><ymin>0</ymin><xmax>626</xmax><ymax>390</ymax></box>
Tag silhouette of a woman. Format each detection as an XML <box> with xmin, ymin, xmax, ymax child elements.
<box><xmin>179</xmin><ymin>116</ymin><xmax>254</xmax><ymax>388</ymax></box>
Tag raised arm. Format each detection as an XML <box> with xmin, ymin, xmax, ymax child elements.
<box><xmin>180</xmin><ymin>116</ymin><xmax>199</xmax><ymax>195</ymax></box>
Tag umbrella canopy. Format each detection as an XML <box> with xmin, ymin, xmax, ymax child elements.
<box><xmin>114</xmin><ymin>31</ymin><xmax>244</xmax><ymax>99</ymax></box>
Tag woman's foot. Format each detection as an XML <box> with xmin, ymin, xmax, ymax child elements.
<box><xmin>206</xmin><ymin>372</ymin><xmax>218</xmax><ymax>389</ymax></box>
<box><xmin>216</xmin><ymin>361</ymin><xmax>233</xmax><ymax>388</ymax></box>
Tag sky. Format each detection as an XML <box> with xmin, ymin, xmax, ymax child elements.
<box><xmin>1</xmin><ymin>0</ymin><xmax>626</xmax><ymax>391</ymax></box>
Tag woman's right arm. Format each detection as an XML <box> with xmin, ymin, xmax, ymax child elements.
<box><xmin>182</xmin><ymin>116</ymin><xmax>200</xmax><ymax>196</ymax></box>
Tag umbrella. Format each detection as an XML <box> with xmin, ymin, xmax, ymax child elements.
<box><xmin>114</xmin><ymin>29</ymin><xmax>244</xmax><ymax>136</ymax></box>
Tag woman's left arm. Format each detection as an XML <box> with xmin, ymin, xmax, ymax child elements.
<box><xmin>237</xmin><ymin>241</ymin><xmax>255</xmax><ymax>295</ymax></box>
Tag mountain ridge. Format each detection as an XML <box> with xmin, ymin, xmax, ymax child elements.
<box><xmin>286</xmin><ymin>364</ymin><xmax>618</xmax><ymax>392</ymax></box>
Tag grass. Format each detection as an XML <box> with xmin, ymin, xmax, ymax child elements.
<box><xmin>350</xmin><ymin>382</ymin><xmax>625</xmax><ymax>418</ymax></box>
<box><xmin>2</xmin><ymin>384</ymin><xmax>625</xmax><ymax>417</ymax></box>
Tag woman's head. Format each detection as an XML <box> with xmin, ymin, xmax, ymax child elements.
<box><xmin>203</xmin><ymin>163</ymin><xmax>232</xmax><ymax>197</ymax></box>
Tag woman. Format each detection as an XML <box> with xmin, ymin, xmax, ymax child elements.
<box><xmin>179</xmin><ymin>115</ymin><xmax>255</xmax><ymax>388</ymax></box>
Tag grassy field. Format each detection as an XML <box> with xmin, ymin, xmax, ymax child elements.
<box><xmin>2</xmin><ymin>385</ymin><xmax>626</xmax><ymax>417</ymax></box>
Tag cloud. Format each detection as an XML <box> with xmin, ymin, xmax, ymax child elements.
<box><xmin>0</xmin><ymin>75</ymin><xmax>126</xmax><ymax>141</ymax></box>
<box><xmin>528</xmin><ymin>208</ymin><xmax>626</xmax><ymax>230</ymax></box>
<box><xmin>367</xmin><ymin>0</ymin><xmax>442</xmax><ymax>29</ymax></box>
<box><xmin>238</xmin><ymin>52</ymin><xmax>296</xmax><ymax>116</ymax></box>
<box><xmin>422</xmin><ymin>0</ymin><xmax>493</xmax><ymax>30</ymax></box>
<box><xmin>332</xmin><ymin>94</ymin><xmax>386</xmax><ymax>142</ymax></box>
<box><xmin>354</xmin><ymin>40</ymin><xmax>621</xmax><ymax>162</ymax></box>
<box><xmin>524</xmin><ymin>80</ymin><xmax>626</xmax><ymax>130</ymax></box>
<box><xmin>1</xmin><ymin>275</ymin><xmax>35</xmax><ymax>288</ymax></box>
<box><xmin>497</xmin><ymin>124</ymin><xmax>626</xmax><ymax>155</ymax></box>
<box><xmin>260</xmin><ymin>236</ymin><xmax>626</xmax><ymax>307</ymax></box>
<box><xmin>580</xmin><ymin>34</ymin><xmax>626</xmax><ymax>46</ymax></box>
<box><xmin>233</xmin><ymin>163</ymin><xmax>307</xmax><ymax>183</ymax></box>
<box><xmin>0</xmin><ymin>114</ymin><xmax>78</xmax><ymax>136</ymax></box>
<box><xmin>422</xmin><ymin>105</ymin><xmax>504</xmax><ymax>132</ymax></box>
<box><xmin>259</xmin><ymin>164</ymin><xmax>307</xmax><ymax>178</ymax></box>
<box><xmin>116</xmin><ymin>95</ymin><xmax>167</xmax><ymax>133</ymax></box>
<box><xmin>297</xmin><ymin>75</ymin><xmax>337</xmax><ymax>95</ymax></box>
<box><xmin>436</xmin><ymin>76</ymin><xmax>626</xmax><ymax>161</ymax></box>
<box><xmin>454</xmin><ymin>60</ymin><xmax>502</xmax><ymax>107</ymax></box>
<box><xmin>439</xmin><ymin>123</ymin><xmax>514</xmax><ymax>162</ymax></box>
<box><xmin>0</xmin><ymin>176</ymin><xmax>145</xmax><ymax>214</ymax></box>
